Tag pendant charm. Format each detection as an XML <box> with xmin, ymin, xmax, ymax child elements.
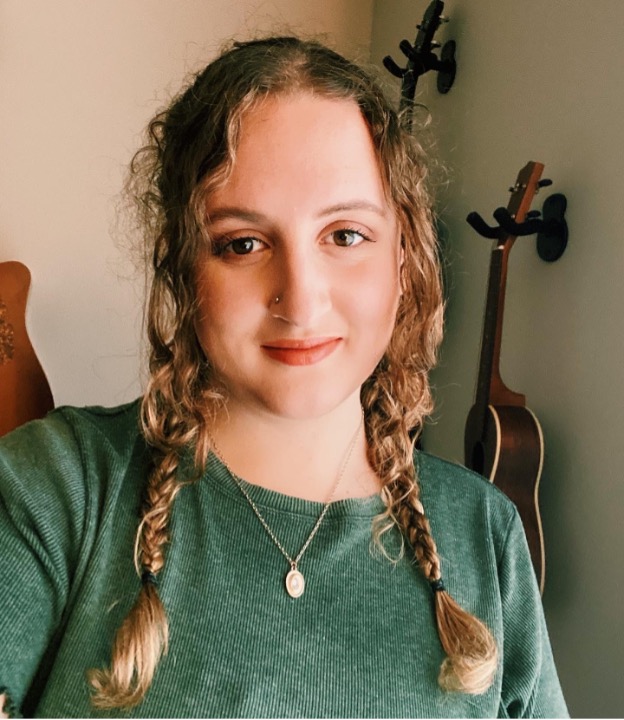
<box><xmin>285</xmin><ymin>566</ymin><xmax>305</xmax><ymax>598</ymax></box>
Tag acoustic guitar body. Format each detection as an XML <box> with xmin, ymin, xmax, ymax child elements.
<box><xmin>465</xmin><ymin>402</ymin><xmax>545</xmax><ymax>591</ymax></box>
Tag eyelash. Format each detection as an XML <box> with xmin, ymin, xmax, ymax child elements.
<box><xmin>212</xmin><ymin>236</ymin><xmax>264</xmax><ymax>257</ymax></box>
<box><xmin>330</xmin><ymin>227</ymin><xmax>372</xmax><ymax>247</ymax></box>
<box><xmin>211</xmin><ymin>226</ymin><xmax>373</xmax><ymax>257</ymax></box>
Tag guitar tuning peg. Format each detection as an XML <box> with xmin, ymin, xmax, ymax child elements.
<box><xmin>430</xmin><ymin>41</ymin><xmax>441</xmax><ymax>49</ymax></box>
<box><xmin>439</xmin><ymin>15</ymin><xmax>450</xmax><ymax>22</ymax></box>
<box><xmin>526</xmin><ymin>210</ymin><xmax>541</xmax><ymax>219</ymax></box>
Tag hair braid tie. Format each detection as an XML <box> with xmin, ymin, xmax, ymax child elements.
<box><xmin>429</xmin><ymin>578</ymin><xmax>445</xmax><ymax>592</ymax></box>
<box><xmin>141</xmin><ymin>570</ymin><xmax>159</xmax><ymax>587</ymax></box>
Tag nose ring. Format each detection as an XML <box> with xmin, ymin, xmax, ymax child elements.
<box><xmin>274</xmin><ymin>295</ymin><xmax>281</xmax><ymax>304</ymax></box>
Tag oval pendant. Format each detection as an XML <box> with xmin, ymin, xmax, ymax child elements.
<box><xmin>285</xmin><ymin>567</ymin><xmax>305</xmax><ymax>598</ymax></box>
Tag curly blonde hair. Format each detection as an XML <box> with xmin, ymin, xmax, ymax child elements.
<box><xmin>88</xmin><ymin>35</ymin><xmax>497</xmax><ymax>708</ymax></box>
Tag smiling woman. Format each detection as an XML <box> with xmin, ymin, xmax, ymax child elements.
<box><xmin>0</xmin><ymin>36</ymin><xmax>567</xmax><ymax>718</ymax></box>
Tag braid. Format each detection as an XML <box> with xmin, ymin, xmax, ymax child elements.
<box><xmin>364</xmin><ymin>374</ymin><xmax>498</xmax><ymax>695</ymax></box>
<box><xmin>394</xmin><ymin>475</ymin><xmax>498</xmax><ymax>694</ymax></box>
<box><xmin>88</xmin><ymin>364</ymin><xmax>218</xmax><ymax>708</ymax></box>
<box><xmin>88</xmin><ymin>401</ymin><xmax>183</xmax><ymax>707</ymax></box>
<box><xmin>136</xmin><ymin>454</ymin><xmax>183</xmax><ymax>578</ymax></box>
<box><xmin>88</xmin><ymin>460</ymin><xmax>174</xmax><ymax>708</ymax></box>
<box><xmin>394</xmin><ymin>481</ymin><xmax>441</xmax><ymax>581</ymax></box>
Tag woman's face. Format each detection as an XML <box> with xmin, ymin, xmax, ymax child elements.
<box><xmin>194</xmin><ymin>92</ymin><xmax>403</xmax><ymax>420</ymax></box>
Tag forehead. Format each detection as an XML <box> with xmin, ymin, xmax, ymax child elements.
<box><xmin>207</xmin><ymin>92</ymin><xmax>391</xmax><ymax>216</ymax></box>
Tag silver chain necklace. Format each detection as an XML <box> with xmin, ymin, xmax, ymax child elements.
<box><xmin>211</xmin><ymin>412</ymin><xmax>363</xmax><ymax>599</ymax></box>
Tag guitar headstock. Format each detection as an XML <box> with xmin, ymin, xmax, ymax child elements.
<box><xmin>506</xmin><ymin>162</ymin><xmax>545</xmax><ymax>222</ymax></box>
<box><xmin>499</xmin><ymin>161</ymin><xmax>545</xmax><ymax>247</ymax></box>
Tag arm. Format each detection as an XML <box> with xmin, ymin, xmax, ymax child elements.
<box><xmin>0</xmin><ymin>413</ymin><xmax>86</xmax><ymax>715</ymax></box>
<box><xmin>498</xmin><ymin>508</ymin><xmax>568</xmax><ymax>718</ymax></box>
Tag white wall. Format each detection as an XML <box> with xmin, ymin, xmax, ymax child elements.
<box><xmin>371</xmin><ymin>1</ymin><xmax>624</xmax><ymax>716</ymax></box>
<box><xmin>0</xmin><ymin>0</ymin><xmax>373</xmax><ymax>407</ymax></box>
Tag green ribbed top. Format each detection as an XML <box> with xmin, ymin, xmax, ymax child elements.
<box><xmin>0</xmin><ymin>401</ymin><xmax>567</xmax><ymax>718</ymax></box>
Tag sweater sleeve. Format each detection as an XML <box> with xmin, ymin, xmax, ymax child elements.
<box><xmin>0</xmin><ymin>412</ymin><xmax>87</xmax><ymax>714</ymax></box>
<box><xmin>498</xmin><ymin>507</ymin><xmax>568</xmax><ymax>718</ymax></box>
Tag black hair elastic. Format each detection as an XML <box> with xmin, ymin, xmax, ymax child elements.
<box><xmin>430</xmin><ymin>578</ymin><xmax>446</xmax><ymax>593</ymax></box>
<box><xmin>141</xmin><ymin>570</ymin><xmax>159</xmax><ymax>587</ymax></box>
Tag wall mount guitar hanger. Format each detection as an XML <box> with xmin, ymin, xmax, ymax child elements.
<box><xmin>383</xmin><ymin>0</ymin><xmax>457</xmax><ymax>100</ymax></box>
<box><xmin>467</xmin><ymin>184</ymin><xmax>569</xmax><ymax>262</ymax></box>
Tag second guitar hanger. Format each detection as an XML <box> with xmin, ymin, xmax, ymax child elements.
<box><xmin>467</xmin><ymin>185</ymin><xmax>569</xmax><ymax>262</ymax></box>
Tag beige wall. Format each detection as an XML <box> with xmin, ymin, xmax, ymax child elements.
<box><xmin>371</xmin><ymin>0</ymin><xmax>624</xmax><ymax>716</ymax></box>
<box><xmin>0</xmin><ymin>0</ymin><xmax>373</xmax><ymax>407</ymax></box>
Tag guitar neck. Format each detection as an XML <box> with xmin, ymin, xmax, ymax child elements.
<box><xmin>474</xmin><ymin>242</ymin><xmax>523</xmax><ymax>412</ymax></box>
<box><xmin>473</xmin><ymin>161</ymin><xmax>545</xmax><ymax>412</ymax></box>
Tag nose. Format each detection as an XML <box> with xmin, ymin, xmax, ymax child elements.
<box><xmin>270</xmin><ymin>246</ymin><xmax>332</xmax><ymax>327</ymax></box>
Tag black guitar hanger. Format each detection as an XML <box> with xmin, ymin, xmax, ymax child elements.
<box><xmin>383</xmin><ymin>0</ymin><xmax>457</xmax><ymax>130</ymax></box>
<box><xmin>467</xmin><ymin>184</ymin><xmax>569</xmax><ymax>263</ymax></box>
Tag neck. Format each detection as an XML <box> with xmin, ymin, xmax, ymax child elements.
<box><xmin>208</xmin><ymin>393</ymin><xmax>380</xmax><ymax>502</ymax></box>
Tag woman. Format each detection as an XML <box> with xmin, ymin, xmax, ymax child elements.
<box><xmin>0</xmin><ymin>36</ymin><xmax>567</xmax><ymax>717</ymax></box>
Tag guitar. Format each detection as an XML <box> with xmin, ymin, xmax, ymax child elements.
<box><xmin>464</xmin><ymin>162</ymin><xmax>546</xmax><ymax>592</ymax></box>
<box><xmin>0</xmin><ymin>261</ymin><xmax>54</xmax><ymax>436</ymax></box>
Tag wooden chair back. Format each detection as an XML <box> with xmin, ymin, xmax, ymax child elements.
<box><xmin>0</xmin><ymin>261</ymin><xmax>54</xmax><ymax>436</ymax></box>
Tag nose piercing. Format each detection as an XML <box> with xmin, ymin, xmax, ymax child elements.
<box><xmin>274</xmin><ymin>295</ymin><xmax>281</xmax><ymax>304</ymax></box>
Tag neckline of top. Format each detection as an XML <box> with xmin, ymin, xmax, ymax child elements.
<box><xmin>203</xmin><ymin>451</ymin><xmax>387</xmax><ymax>520</ymax></box>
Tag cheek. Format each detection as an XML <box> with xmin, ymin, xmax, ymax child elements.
<box><xmin>193</xmin><ymin>265</ymin><xmax>265</xmax><ymax>363</ymax></box>
<box><xmin>193</xmin><ymin>270</ymin><xmax>234</xmax><ymax>354</ymax></box>
<box><xmin>348</xmin><ymin>260</ymin><xmax>402</xmax><ymax>340</ymax></box>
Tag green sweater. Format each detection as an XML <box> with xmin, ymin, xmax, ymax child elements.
<box><xmin>0</xmin><ymin>401</ymin><xmax>567</xmax><ymax>718</ymax></box>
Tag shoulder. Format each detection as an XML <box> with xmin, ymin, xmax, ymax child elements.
<box><xmin>53</xmin><ymin>397</ymin><xmax>143</xmax><ymax>451</ymax></box>
<box><xmin>0</xmin><ymin>398</ymin><xmax>142</xmax><ymax>465</ymax></box>
<box><xmin>415</xmin><ymin>448</ymin><xmax>516</xmax><ymax>511</ymax></box>
<box><xmin>414</xmin><ymin>450</ymin><xmax>519</xmax><ymax>565</ymax></box>
<box><xmin>0</xmin><ymin>399</ymin><xmax>145</xmax><ymax>532</ymax></box>
<box><xmin>62</xmin><ymin>400</ymin><xmax>145</xmax><ymax>475</ymax></box>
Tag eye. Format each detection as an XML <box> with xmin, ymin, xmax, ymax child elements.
<box><xmin>329</xmin><ymin>228</ymin><xmax>371</xmax><ymax>247</ymax></box>
<box><xmin>213</xmin><ymin>236</ymin><xmax>265</xmax><ymax>256</ymax></box>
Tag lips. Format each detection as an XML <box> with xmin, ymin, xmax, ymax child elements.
<box><xmin>261</xmin><ymin>337</ymin><xmax>342</xmax><ymax>366</ymax></box>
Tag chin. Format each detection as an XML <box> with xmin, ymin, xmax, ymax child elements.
<box><xmin>253</xmin><ymin>385</ymin><xmax>361</xmax><ymax>421</ymax></box>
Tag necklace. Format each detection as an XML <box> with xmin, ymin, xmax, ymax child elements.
<box><xmin>211</xmin><ymin>412</ymin><xmax>364</xmax><ymax>599</ymax></box>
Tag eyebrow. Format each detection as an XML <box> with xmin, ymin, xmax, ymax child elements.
<box><xmin>317</xmin><ymin>201</ymin><xmax>388</xmax><ymax>218</ymax></box>
<box><xmin>206</xmin><ymin>200</ymin><xmax>388</xmax><ymax>224</ymax></box>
